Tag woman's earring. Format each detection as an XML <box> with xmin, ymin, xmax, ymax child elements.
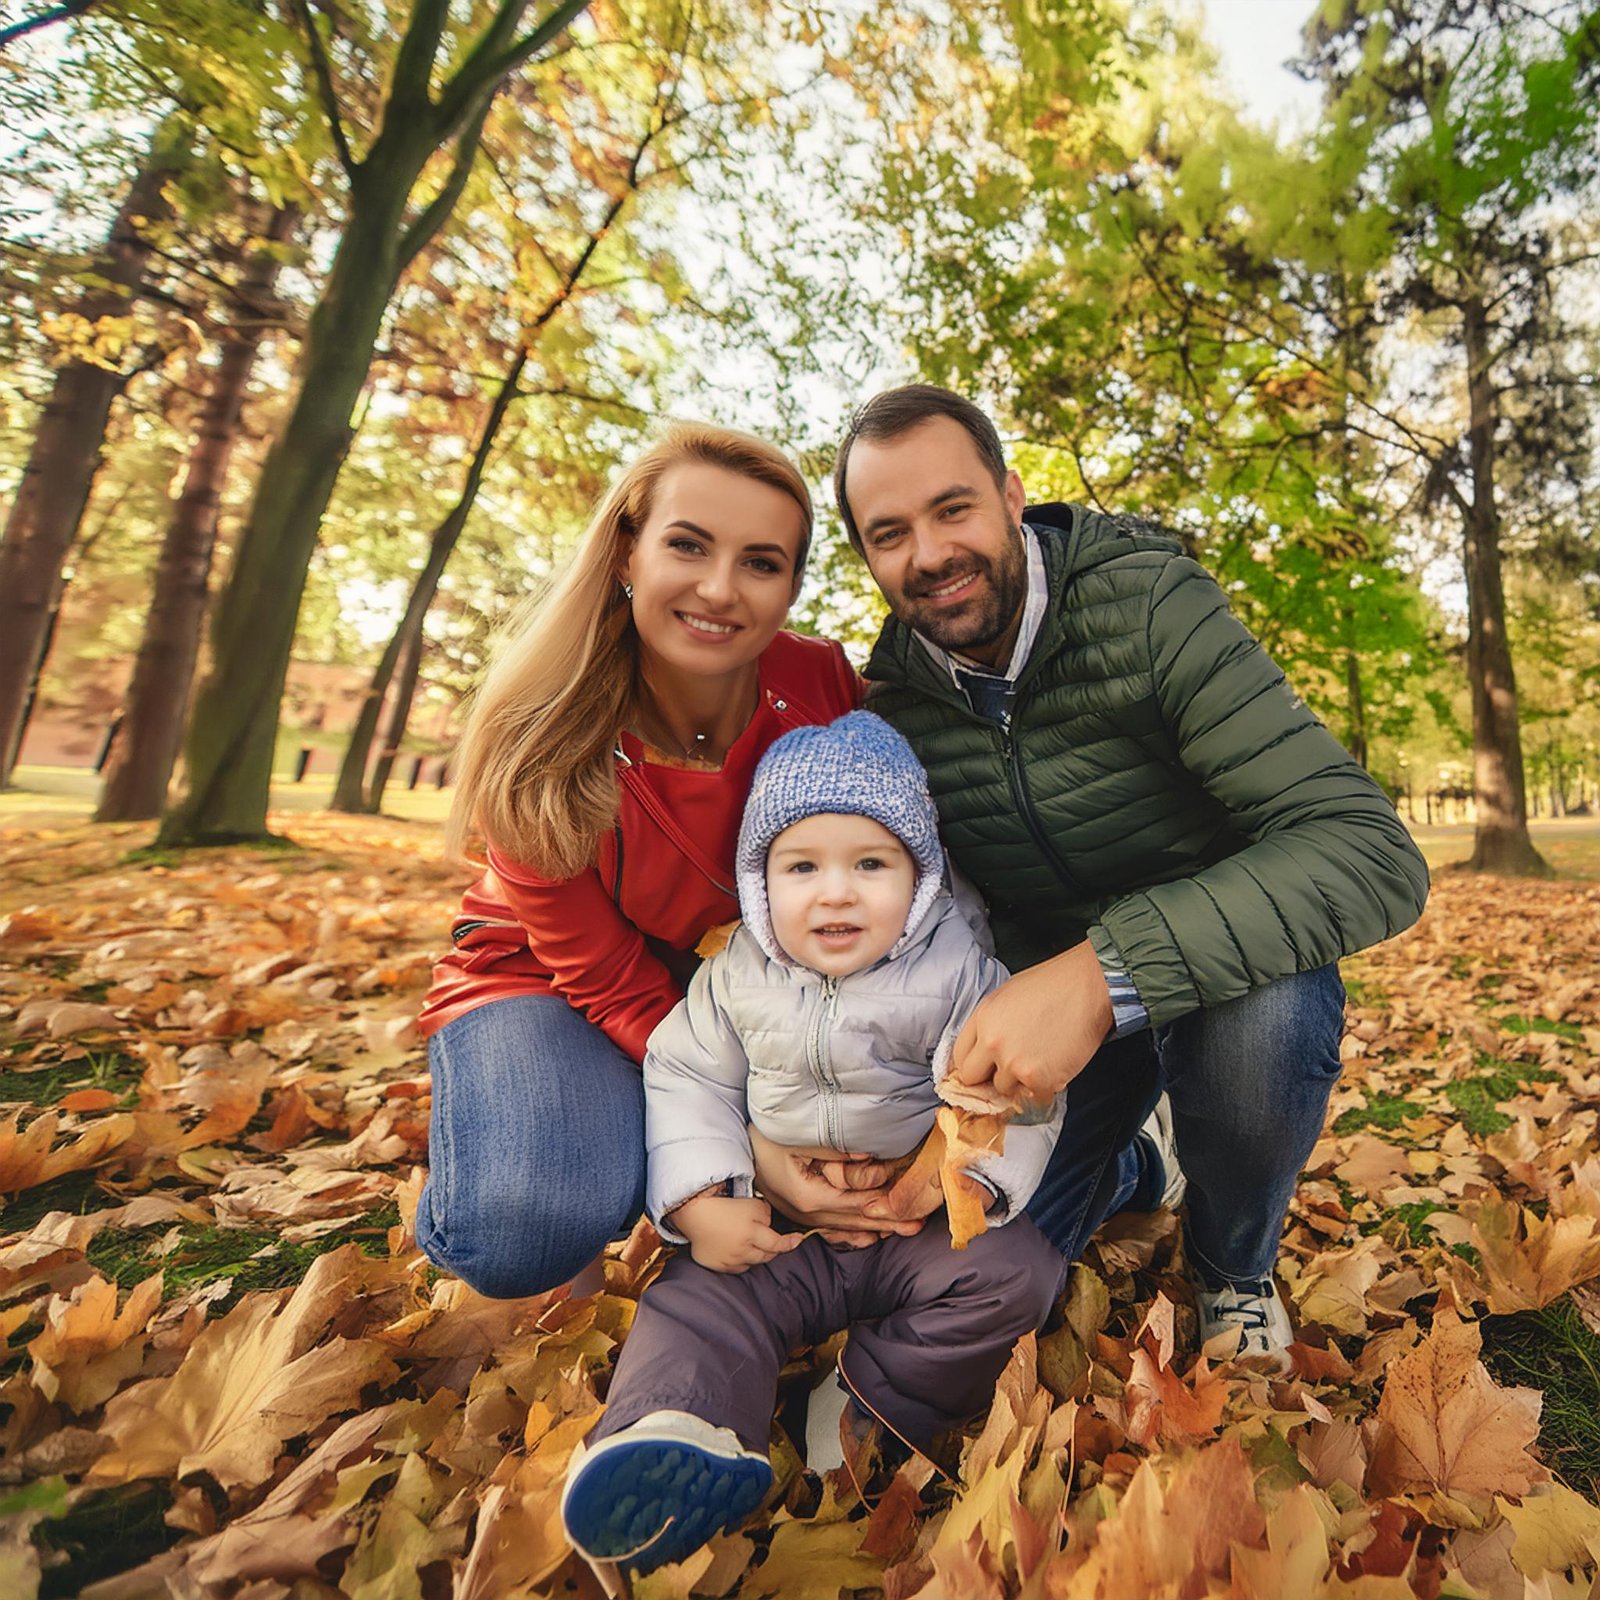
<box><xmin>622</xmin><ymin>583</ymin><xmax>633</xmax><ymax>600</ymax></box>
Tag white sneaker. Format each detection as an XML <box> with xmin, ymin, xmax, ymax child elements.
<box><xmin>1194</xmin><ymin>1280</ymin><xmax>1294</xmax><ymax>1373</ymax></box>
<box><xmin>1140</xmin><ymin>1093</ymin><xmax>1187</xmax><ymax>1210</ymax></box>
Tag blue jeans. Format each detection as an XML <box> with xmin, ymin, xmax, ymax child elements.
<box><xmin>1028</xmin><ymin>963</ymin><xmax>1346</xmax><ymax>1286</ymax></box>
<box><xmin>416</xmin><ymin>994</ymin><xmax>646</xmax><ymax>1297</ymax></box>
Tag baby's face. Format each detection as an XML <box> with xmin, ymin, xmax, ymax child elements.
<box><xmin>765</xmin><ymin>813</ymin><xmax>916</xmax><ymax>978</ymax></box>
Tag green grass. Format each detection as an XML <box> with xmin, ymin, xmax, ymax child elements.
<box><xmin>1333</xmin><ymin>1092</ymin><xmax>1429</xmax><ymax>1135</ymax></box>
<box><xmin>1481</xmin><ymin>1297</ymin><xmax>1600</xmax><ymax>1500</ymax></box>
<box><xmin>1443</xmin><ymin>1057</ymin><xmax>1561</xmax><ymax>1137</ymax></box>
<box><xmin>84</xmin><ymin>1206</ymin><xmax>401</xmax><ymax>1311</ymax></box>
<box><xmin>1494</xmin><ymin>1013</ymin><xmax>1584</xmax><ymax>1043</ymax></box>
<box><xmin>2</xmin><ymin>763</ymin><xmax>453</xmax><ymax>828</ymax></box>
<box><xmin>1379</xmin><ymin>1201</ymin><xmax>1445</xmax><ymax>1249</ymax></box>
<box><xmin>0</xmin><ymin>1050</ymin><xmax>140</xmax><ymax>1112</ymax></box>
<box><xmin>0</xmin><ymin>1168</ymin><xmax>105</xmax><ymax>1236</ymax></box>
<box><xmin>34</xmin><ymin>1481</ymin><xmax>182</xmax><ymax>1599</ymax></box>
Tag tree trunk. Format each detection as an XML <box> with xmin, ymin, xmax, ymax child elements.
<box><xmin>1343</xmin><ymin>636</ymin><xmax>1368</xmax><ymax>769</ymax></box>
<box><xmin>330</xmin><ymin>346</ymin><xmax>528</xmax><ymax>812</ymax></box>
<box><xmin>96</xmin><ymin>205</ymin><xmax>299</xmax><ymax>823</ymax></box>
<box><xmin>1459</xmin><ymin>293</ymin><xmax>1548</xmax><ymax>876</ymax></box>
<box><xmin>155</xmin><ymin>0</ymin><xmax>589</xmax><ymax>847</ymax></box>
<box><xmin>366</xmin><ymin>619</ymin><xmax>427</xmax><ymax>811</ymax></box>
<box><xmin>0</xmin><ymin>124</ymin><xmax>186</xmax><ymax>782</ymax></box>
<box><xmin>156</xmin><ymin>145</ymin><xmax>431</xmax><ymax>847</ymax></box>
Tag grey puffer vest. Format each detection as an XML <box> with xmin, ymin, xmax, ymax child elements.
<box><xmin>643</xmin><ymin>891</ymin><xmax>1062</xmax><ymax>1238</ymax></box>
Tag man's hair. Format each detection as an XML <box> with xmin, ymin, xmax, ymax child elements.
<box><xmin>833</xmin><ymin>384</ymin><xmax>1009</xmax><ymax>552</ymax></box>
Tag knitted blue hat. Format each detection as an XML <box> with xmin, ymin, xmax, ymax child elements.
<box><xmin>736</xmin><ymin>710</ymin><xmax>946</xmax><ymax>966</ymax></box>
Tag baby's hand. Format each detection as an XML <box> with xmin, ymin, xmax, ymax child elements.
<box><xmin>668</xmin><ymin>1194</ymin><xmax>805</xmax><ymax>1274</ymax></box>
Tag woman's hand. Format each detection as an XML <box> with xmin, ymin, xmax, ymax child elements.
<box><xmin>668</xmin><ymin>1194</ymin><xmax>804</xmax><ymax>1274</ymax></box>
<box><xmin>749</xmin><ymin>1126</ymin><xmax>922</xmax><ymax>1247</ymax></box>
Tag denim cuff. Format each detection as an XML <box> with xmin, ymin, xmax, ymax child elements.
<box><xmin>1097</xmin><ymin>935</ymin><xmax>1150</xmax><ymax>1038</ymax></box>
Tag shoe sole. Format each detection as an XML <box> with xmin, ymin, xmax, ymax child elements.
<box><xmin>562</xmin><ymin>1435</ymin><xmax>772</xmax><ymax>1572</ymax></box>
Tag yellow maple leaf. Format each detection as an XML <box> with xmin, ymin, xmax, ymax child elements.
<box><xmin>28</xmin><ymin>1272</ymin><xmax>164</xmax><ymax>1413</ymax></box>
<box><xmin>87</xmin><ymin>1246</ymin><xmax>400</xmax><ymax>1490</ymax></box>
<box><xmin>1497</xmin><ymin>1481</ymin><xmax>1600</xmax><ymax>1577</ymax></box>
<box><xmin>1469</xmin><ymin>1198</ymin><xmax>1600</xmax><ymax>1314</ymax></box>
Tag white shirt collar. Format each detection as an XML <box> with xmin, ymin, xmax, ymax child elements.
<box><xmin>913</xmin><ymin>523</ymin><xmax>1047</xmax><ymax>687</ymax></box>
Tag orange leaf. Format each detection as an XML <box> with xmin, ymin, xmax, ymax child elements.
<box><xmin>88</xmin><ymin>1245</ymin><xmax>401</xmax><ymax>1491</ymax></box>
<box><xmin>60</xmin><ymin>1089</ymin><xmax>119</xmax><ymax>1112</ymax></box>
<box><xmin>0</xmin><ymin>1110</ymin><xmax>135</xmax><ymax>1194</ymax></box>
<box><xmin>28</xmin><ymin>1272</ymin><xmax>164</xmax><ymax>1413</ymax></box>
<box><xmin>1366</xmin><ymin>1315</ymin><xmax>1545</xmax><ymax>1504</ymax></box>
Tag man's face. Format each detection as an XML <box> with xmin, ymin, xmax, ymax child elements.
<box><xmin>844</xmin><ymin>416</ymin><xmax>1029</xmax><ymax>664</ymax></box>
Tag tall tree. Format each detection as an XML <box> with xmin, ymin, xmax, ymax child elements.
<box><xmin>156</xmin><ymin>0</ymin><xmax>590</xmax><ymax>846</ymax></box>
<box><xmin>95</xmin><ymin>202</ymin><xmax>299</xmax><ymax>821</ymax></box>
<box><xmin>806</xmin><ymin>1</ymin><xmax>1435</xmax><ymax>745</ymax></box>
<box><xmin>0</xmin><ymin>120</ymin><xmax>188</xmax><ymax>781</ymax></box>
<box><xmin>1303</xmin><ymin>0</ymin><xmax>1600</xmax><ymax>872</ymax></box>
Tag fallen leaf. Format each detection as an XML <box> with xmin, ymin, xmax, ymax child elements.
<box><xmin>28</xmin><ymin>1273</ymin><xmax>164</xmax><ymax>1412</ymax></box>
<box><xmin>0</xmin><ymin>1110</ymin><xmax>136</xmax><ymax>1194</ymax></box>
<box><xmin>88</xmin><ymin>1246</ymin><xmax>400</xmax><ymax>1490</ymax></box>
<box><xmin>1365</xmin><ymin>1315</ymin><xmax>1546</xmax><ymax>1504</ymax></box>
<box><xmin>1498</xmin><ymin>1480</ymin><xmax>1600</xmax><ymax>1577</ymax></box>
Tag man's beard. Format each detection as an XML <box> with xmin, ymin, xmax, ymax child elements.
<box><xmin>894</xmin><ymin>514</ymin><xmax>1028</xmax><ymax>659</ymax></box>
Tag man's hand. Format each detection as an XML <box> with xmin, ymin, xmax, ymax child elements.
<box><xmin>667</xmin><ymin>1193</ymin><xmax>804</xmax><ymax>1273</ymax></box>
<box><xmin>749</xmin><ymin>1126</ymin><xmax>922</xmax><ymax>1247</ymax></box>
<box><xmin>948</xmin><ymin>940</ymin><xmax>1113</xmax><ymax>1107</ymax></box>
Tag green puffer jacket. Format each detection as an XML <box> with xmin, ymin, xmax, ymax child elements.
<box><xmin>863</xmin><ymin>504</ymin><xmax>1429</xmax><ymax>1026</ymax></box>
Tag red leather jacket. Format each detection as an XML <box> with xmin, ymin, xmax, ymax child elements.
<box><xmin>419</xmin><ymin>631</ymin><xmax>862</xmax><ymax>1062</ymax></box>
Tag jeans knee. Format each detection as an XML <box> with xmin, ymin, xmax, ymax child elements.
<box><xmin>416</xmin><ymin>1177</ymin><xmax>631</xmax><ymax>1298</ymax></box>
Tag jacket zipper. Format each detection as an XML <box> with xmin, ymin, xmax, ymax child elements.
<box><xmin>1000</xmin><ymin>720</ymin><xmax>1083</xmax><ymax>896</ymax></box>
<box><xmin>806</xmin><ymin>976</ymin><xmax>843</xmax><ymax>1148</ymax></box>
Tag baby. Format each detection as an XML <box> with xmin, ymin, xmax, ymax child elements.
<box><xmin>561</xmin><ymin>711</ymin><xmax>1066</xmax><ymax>1573</ymax></box>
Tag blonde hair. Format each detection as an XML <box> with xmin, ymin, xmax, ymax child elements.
<box><xmin>446</xmin><ymin>423</ymin><xmax>813</xmax><ymax>876</ymax></box>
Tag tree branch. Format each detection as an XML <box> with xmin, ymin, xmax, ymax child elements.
<box><xmin>0</xmin><ymin>0</ymin><xmax>96</xmax><ymax>50</ymax></box>
<box><xmin>435</xmin><ymin>0</ymin><xmax>590</xmax><ymax>135</ymax></box>
<box><xmin>388</xmin><ymin>0</ymin><xmax>452</xmax><ymax>115</ymax></box>
<box><xmin>395</xmin><ymin>90</ymin><xmax>496</xmax><ymax>273</ymax></box>
<box><xmin>288</xmin><ymin>0</ymin><xmax>357</xmax><ymax>180</ymax></box>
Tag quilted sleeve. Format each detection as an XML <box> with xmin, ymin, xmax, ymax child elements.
<box><xmin>1089</xmin><ymin>557</ymin><xmax>1429</xmax><ymax>1026</ymax></box>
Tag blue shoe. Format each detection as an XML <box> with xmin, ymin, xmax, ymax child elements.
<box><xmin>561</xmin><ymin>1410</ymin><xmax>773</xmax><ymax>1573</ymax></box>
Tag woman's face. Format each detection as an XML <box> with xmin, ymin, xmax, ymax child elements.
<box><xmin>621</xmin><ymin>460</ymin><xmax>805</xmax><ymax>681</ymax></box>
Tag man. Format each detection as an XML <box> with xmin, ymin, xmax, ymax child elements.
<box><xmin>835</xmin><ymin>384</ymin><xmax>1429</xmax><ymax>1368</ymax></box>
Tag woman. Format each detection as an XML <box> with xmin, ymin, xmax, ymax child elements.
<box><xmin>417</xmin><ymin>423</ymin><xmax>893</xmax><ymax>1297</ymax></box>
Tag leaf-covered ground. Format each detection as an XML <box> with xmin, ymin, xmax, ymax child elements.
<box><xmin>2</xmin><ymin>814</ymin><xmax>1600</xmax><ymax>1599</ymax></box>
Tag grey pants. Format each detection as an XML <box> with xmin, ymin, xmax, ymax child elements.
<box><xmin>591</xmin><ymin>1218</ymin><xmax>1066</xmax><ymax>1453</ymax></box>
